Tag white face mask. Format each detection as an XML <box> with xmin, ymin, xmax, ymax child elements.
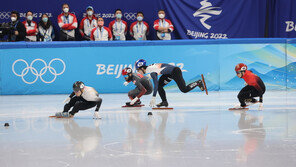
<box><xmin>63</xmin><ymin>8</ymin><xmax>69</xmax><ymax>13</ymax></box>
<box><xmin>158</xmin><ymin>14</ymin><xmax>165</xmax><ymax>19</ymax></box>
<box><xmin>42</xmin><ymin>17</ymin><xmax>48</xmax><ymax>23</ymax></box>
<box><xmin>87</xmin><ymin>11</ymin><xmax>93</xmax><ymax>16</ymax></box>
<box><xmin>116</xmin><ymin>14</ymin><xmax>122</xmax><ymax>19</ymax></box>
<box><xmin>11</xmin><ymin>17</ymin><xmax>17</xmax><ymax>22</ymax></box>
<box><xmin>27</xmin><ymin>15</ymin><xmax>33</xmax><ymax>21</ymax></box>
<box><xmin>137</xmin><ymin>16</ymin><xmax>143</xmax><ymax>21</ymax></box>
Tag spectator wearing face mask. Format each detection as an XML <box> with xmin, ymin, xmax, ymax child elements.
<box><xmin>38</xmin><ymin>13</ymin><xmax>55</xmax><ymax>42</ymax></box>
<box><xmin>91</xmin><ymin>17</ymin><xmax>112</xmax><ymax>41</ymax></box>
<box><xmin>22</xmin><ymin>11</ymin><xmax>38</xmax><ymax>41</ymax></box>
<box><xmin>79</xmin><ymin>6</ymin><xmax>97</xmax><ymax>41</ymax></box>
<box><xmin>109</xmin><ymin>9</ymin><xmax>127</xmax><ymax>41</ymax></box>
<box><xmin>130</xmin><ymin>12</ymin><xmax>149</xmax><ymax>40</ymax></box>
<box><xmin>58</xmin><ymin>3</ymin><xmax>78</xmax><ymax>41</ymax></box>
<box><xmin>153</xmin><ymin>10</ymin><xmax>174</xmax><ymax>40</ymax></box>
<box><xmin>8</xmin><ymin>11</ymin><xmax>26</xmax><ymax>41</ymax></box>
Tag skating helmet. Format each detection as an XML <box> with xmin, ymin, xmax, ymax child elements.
<box><xmin>135</xmin><ymin>59</ymin><xmax>146</xmax><ymax>69</ymax></box>
<box><xmin>73</xmin><ymin>81</ymin><xmax>85</xmax><ymax>92</ymax></box>
<box><xmin>121</xmin><ymin>67</ymin><xmax>133</xmax><ymax>76</ymax></box>
<box><xmin>235</xmin><ymin>63</ymin><xmax>247</xmax><ymax>72</ymax></box>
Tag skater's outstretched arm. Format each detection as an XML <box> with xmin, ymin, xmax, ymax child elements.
<box><xmin>69</xmin><ymin>92</ymin><xmax>75</xmax><ymax>98</ymax></box>
<box><xmin>63</xmin><ymin>92</ymin><xmax>75</xmax><ymax>103</ymax></box>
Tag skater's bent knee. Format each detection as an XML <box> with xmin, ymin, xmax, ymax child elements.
<box><xmin>128</xmin><ymin>92</ymin><xmax>132</xmax><ymax>96</ymax></box>
<box><xmin>180</xmin><ymin>88</ymin><xmax>188</xmax><ymax>93</ymax></box>
<box><xmin>237</xmin><ymin>94</ymin><xmax>244</xmax><ymax>99</ymax></box>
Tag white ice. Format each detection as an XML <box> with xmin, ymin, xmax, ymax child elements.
<box><xmin>0</xmin><ymin>91</ymin><xmax>296</xmax><ymax>167</ymax></box>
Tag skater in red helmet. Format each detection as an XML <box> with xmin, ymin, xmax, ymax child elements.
<box><xmin>122</xmin><ymin>67</ymin><xmax>152</xmax><ymax>106</ymax></box>
<box><xmin>235</xmin><ymin>63</ymin><xmax>266</xmax><ymax>108</ymax></box>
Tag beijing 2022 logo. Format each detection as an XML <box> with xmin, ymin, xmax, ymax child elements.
<box><xmin>12</xmin><ymin>58</ymin><xmax>66</xmax><ymax>84</ymax></box>
<box><xmin>193</xmin><ymin>0</ymin><xmax>222</xmax><ymax>30</ymax></box>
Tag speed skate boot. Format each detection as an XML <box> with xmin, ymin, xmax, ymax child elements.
<box><xmin>126</xmin><ymin>102</ymin><xmax>135</xmax><ymax>106</ymax></box>
<box><xmin>188</xmin><ymin>80</ymin><xmax>204</xmax><ymax>91</ymax></box>
<box><xmin>156</xmin><ymin>101</ymin><xmax>169</xmax><ymax>108</ymax></box>
<box><xmin>196</xmin><ymin>80</ymin><xmax>204</xmax><ymax>91</ymax></box>
<box><xmin>245</xmin><ymin>98</ymin><xmax>258</xmax><ymax>105</ymax></box>
<box><xmin>55</xmin><ymin>112</ymin><xmax>73</xmax><ymax>118</ymax></box>
<box><xmin>125</xmin><ymin>102</ymin><xmax>140</xmax><ymax>107</ymax></box>
<box><xmin>135</xmin><ymin>100</ymin><xmax>141</xmax><ymax>105</ymax></box>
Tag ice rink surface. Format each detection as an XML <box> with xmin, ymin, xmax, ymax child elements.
<box><xmin>0</xmin><ymin>91</ymin><xmax>296</xmax><ymax>167</ymax></box>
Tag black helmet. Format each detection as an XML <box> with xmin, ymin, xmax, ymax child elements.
<box><xmin>73</xmin><ymin>81</ymin><xmax>85</xmax><ymax>92</ymax></box>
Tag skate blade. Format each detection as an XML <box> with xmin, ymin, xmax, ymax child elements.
<box><xmin>228</xmin><ymin>108</ymin><xmax>249</xmax><ymax>111</ymax></box>
<box><xmin>201</xmin><ymin>74</ymin><xmax>208</xmax><ymax>95</ymax></box>
<box><xmin>122</xmin><ymin>104</ymin><xmax>144</xmax><ymax>108</ymax></box>
<box><xmin>49</xmin><ymin>115</ymin><xmax>73</xmax><ymax>118</ymax></box>
<box><xmin>152</xmin><ymin>107</ymin><xmax>173</xmax><ymax>110</ymax></box>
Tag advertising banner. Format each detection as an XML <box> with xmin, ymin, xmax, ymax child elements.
<box><xmin>269</xmin><ymin>0</ymin><xmax>296</xmax><ymax>38</ymax></box>
<box><xmin>0</xmin><ymin>0</ymin><xmax>270</xmax><ymax>40</ymax></box>
<box><xmin>0</xmin><ymin>39</ymin><xmax>295</xmax><ymax>95</ymax></box>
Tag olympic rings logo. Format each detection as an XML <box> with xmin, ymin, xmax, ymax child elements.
<box><xmin>12</xmin><ymin>58</ymin><xmax>66</xmax><ymax>84</ymax></box>
<box><xmin>124</xmin><ymin>12</ymin><xmax>136</xmax><ymax>20</ymax></box>
<box><xmin>0</xmin><ymin>12</ymin><xmax>11</xmax><ymax>20</ymax></box>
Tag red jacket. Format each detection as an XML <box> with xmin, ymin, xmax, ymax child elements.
<box><xmin>22</xmin><ymin>20</ymin><xmax>38</xmax><ymax>36</ymax></box>
<box><xmin>79</xmin><ymin>15</ymin><xmax>98</xmax><ymax>37</ymax></box>
<box><xmin>90</xmin><ymin>26</ymin><xmax>112</xmax><ymax>41</ymax></box>
<box><xmin>57</xmin><ymin>13</ymin><xmax>78</xmax><ymax>30</ymax></box>
<box><xmin>242</xmin><ymin>70</ymin><xmax>265</xmax><ymax>93</ymax></box>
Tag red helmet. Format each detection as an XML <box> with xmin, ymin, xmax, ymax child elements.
<box><xmin>121</xmin><ymin>67</ymin><xmax>133</xmax><ymax>75</ymax></box>
<box><xmin>235</xmin><ymin>63</ymin><xmax>247</xmax><ymax>72</ymax></box>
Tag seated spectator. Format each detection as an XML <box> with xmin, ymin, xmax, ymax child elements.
<box><xmin>130</xmin><ymin>12</ymin><xmax>149</xmax><ymax>40</ymax></box>
<box><xmin>153</xmin><ymin>10</ymin><xmax>174</xmax><ymax>40</ymax></box>
<box><xmin>91</xmin><ymin>17</ymin><xmax>112</xmax><ymax>41</ymax></box>
<box><xmin>109</xmin><ymin>9</ymin><xmax>127</xmax><ymax>41</ymax></box>
<box><xmin>22</xmin><ymin>11</ymin><xmax>38</xmax><ymax>41</ymax></box>
<box><xmin>8</xmin><ymin>11</ymin><xmax>26</xmax><ymax>41</ymax></box>
<box><xmin>79</xmin><ymin>6</ymin><xmax>97</xmax><ymax>41</ymax></box>
<box><xmin>38</xmin><ymin>13</ymin><xmax>55</xmax><ymax>42</ymax></box>
<box><xmin>58</xmin><ymin>3</ymin><xmax>77</xmax><ymax>41</ymax></box>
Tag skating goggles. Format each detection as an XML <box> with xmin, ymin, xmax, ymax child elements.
<box><xmin>73</xmin><ymin>87</ymin><xmax>80</xmax><ymax>92</ymax></box>
<box><xmin>236</xmin><ymin>70</ymin><xmax>244</xmax><ymax>74</ymax></box>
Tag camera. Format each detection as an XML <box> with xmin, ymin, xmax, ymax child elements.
<box><xmin>0</xmin><ymin>22</ymin><xmax>17</xmax><ymax>41</ymax></box>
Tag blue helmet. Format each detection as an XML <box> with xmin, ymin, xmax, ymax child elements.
<box><xmin>135</xmin><ymin>59</ymin><xmax>146</xmax><ymax>69</ymax></box>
